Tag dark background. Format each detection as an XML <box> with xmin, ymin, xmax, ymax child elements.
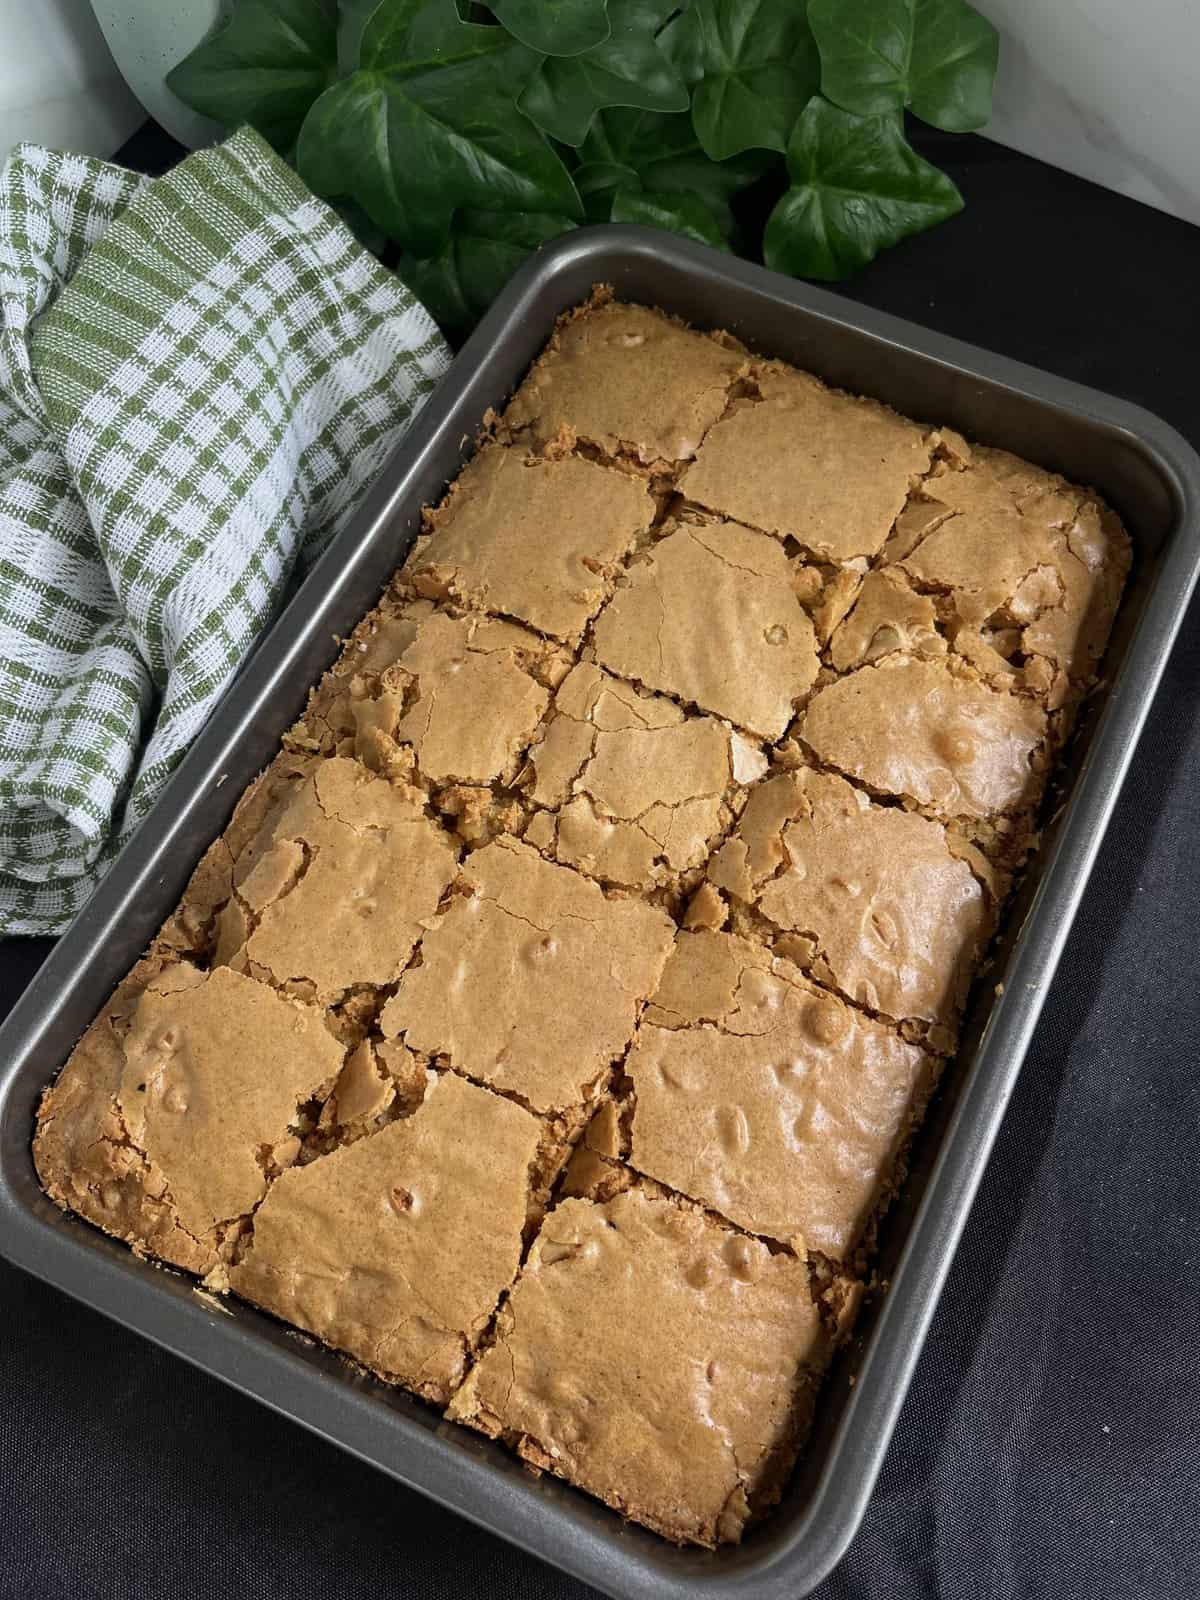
<box><xmin>2</xmin><ymin>122</ymin><xmax>1198</xmax><ymax>1600</ymax></box>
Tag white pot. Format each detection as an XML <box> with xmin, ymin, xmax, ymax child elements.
<box><xmin>0</xmin><ymin>0</ymin><xmax>144</xmax><ymax>166</ymax></box>
<box><xmin>89</xmin><ymin>0</ymin><xmax>228</xmax><ymax>151</ymax></box>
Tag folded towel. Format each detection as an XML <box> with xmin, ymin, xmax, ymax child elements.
<box><xmin>0</xmin><ymin>128</ymin><xmax>449</xmax><ymax>935</ymax></box>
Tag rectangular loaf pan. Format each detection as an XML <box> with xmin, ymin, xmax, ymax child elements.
<box><xmin>2</xmin><ymin>227</ymin><xmax>1198</xmax><ymax>1600</ymax></box>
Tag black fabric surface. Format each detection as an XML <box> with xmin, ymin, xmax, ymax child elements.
<box><xmin>2</xmin><ymin>123</ymin><xmax>1199</xmax><ymax>1600</ymax></box>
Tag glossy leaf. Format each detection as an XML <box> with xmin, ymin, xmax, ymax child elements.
<box><xmin>519</xmin><ymin>0</ymin><xmax>687</xmax><ymax>147</ymax></box>
<box><xmin>610</xmin><ymin>185</ymin><xmax>729</xmax><ymax>248</ymax></box>
<box><xmin>295</xmin><ymin>0</ymin><xmax>579</xmax><ymax>254</ymax></box>
<box><xmin>667</xmin><ymin>0</ymin><xmax>821</xmax><ymax>159</ymax></box>
<box><xmin>166</xmin><ymin>0</ymin><xmax>337</xmax><ymax>151</ymax></box>
<box><xmin>763</xmin><ymin>96</ymin><xmax>962</xmax><ymax>279</ymax></box>
<box><xmin>399</xmin><ymin>210</ymin><xmax>576</xmax><ymax>333</ymax></box>
<box><xmin>808</xmin><ymin>0</ymin><xmax>998</xmax><ymax>132</ymax></box>
<box><xmin>336</xmin><ymin>0</ymin><xmax>395</xmax><ymax>73</ymax></box>
<box><xmin>332</xmin><ymin>196</ymin><xmax>389</xmax><ymax>255</ymax></box>
<box><xmin>908</xmin><ymin>0</ymin><xmax>998</xmax><ymax>130</ymax></box>
<box><xmin>489</xmin><ymin>0</ymin><xmax>611</xmax><ymax>56</ymax></box>
<box><xmin>574</xmin><ymin>158</ymin><xmax>640</xmax><ymax>207</ymax></box>
<box><xmin>657</xmin><ymin>2</ymin><xmax>705</xmax><ymax>84</ymax></box>
<box><xmin>578</xmin><ymin>106</ymin><xmax>770</xmax><ymax>237</ymax></box>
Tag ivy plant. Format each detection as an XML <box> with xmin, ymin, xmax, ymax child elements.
<box><xmin>169</xmin><ymin>0</ymin><xmax>999</xmax><ymax>332</ymax></box>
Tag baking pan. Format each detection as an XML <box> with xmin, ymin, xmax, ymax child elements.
<box><xmin>2</xmin><ymin>227</ymin><xmax>1198</xmax><ymax>1599</ymax></box>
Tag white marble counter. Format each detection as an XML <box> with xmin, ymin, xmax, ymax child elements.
<box><xmin>978</xmin><ymin>0</ymin><xmax>1200</xmax><ymax>226</ymax></box>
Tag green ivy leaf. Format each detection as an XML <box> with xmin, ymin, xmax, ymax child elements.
<box><xmin>573</xmin><ymin>159</ymin><xmax>640</xmax><ymax>220</ymax></box>
<box><xmin>667</xmin><ymin>0</ymin><xmax>821</xmax><ymax>160</ymax></box>
<box><xmin>908</xmin><ymin>0</ymin><xmax>998</xmax><ymax>129</ymax></box>
<box><xmin>519</xmin><ymin>0</ymin><xmax>687</xmax><ymax>147</ymax></box>
<box><xmin>295</xmin><ymin>0</ymin><xmax>580</xmax><ymax>254</ymax></box>
<box><xmin>577</xmin><ymin>106</ymin><xmax>770</xmax><ymax>237</ymax></box>
<box><xmin>657</xmin><ymin>2</ymin><xmax>705</xmax><ymax>84</ymax></box>
<box><xmin>337</xmin><ymin>0</ymin><xmax>386</xmax><ymax>74</ymax></box>
<box><xmin>763</xmin><ymin>96</ymin><xmax>962</xmax><ymax>279</ymax></box>
<box><xmin>399</xmin><ymin>210</ymin><xmax>577</xmax><ymax>333</ymax></box>
<box><xmin>332</xmin><ymin>196</ymin><xmax>390</xmax><ymax>255</ymax></box>
<box><xmin>610</xmin><ymin>185</ymin><xmax>729</xmax><ymax>249</ymax></box>
<box><xmin>166</xmin><ymin>0</ymin><xmax>337</xmax><ymax>151</ymax></box>
<box><xmin>808</xmin><ymin>0</ymin><xmax>998</xmax><ymax>132</ymax></box>
<box><xmin>489</xmin><ymin>0</ymin><xmax>611</xmax><ymax>56</ymax></box>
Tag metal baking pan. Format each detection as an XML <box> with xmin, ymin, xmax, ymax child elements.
<box><xmin>2</xmin><ymin>227</ymin><xmax>1198</xmax><ymax>1599</ymax></box>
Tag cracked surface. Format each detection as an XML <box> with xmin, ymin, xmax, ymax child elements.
<box><xmin>214</xmin><ymin>757</ymin><xmax>459</xmax><ymax>1007</ymax></box>
<box><xmin>791</xmin><ymin>555</ymin><xmax>872</xmax><ymax>648</ymax></box>
<box><xmin>681</xmin><ymin>364</ymin><xmax>931</xmax><ymax>563</ymax></box>
<box><xmin>502</xmin><ymin>295</ymin><xmax>748</xmax><ymax>467</ymax></box>
<box><xmin>35</xmin><ymin>293</ymin><xmax>1133</xmax><ymax>1552</ymax></box>
<box><xmin>34</xmin><ymin>962</ymin><xmax>344</xmax><ymax>1275</ymax></box>
<box><xmin>295</xmin><ymin>602</ymin><xmax>433</xmax><ymax>759</ymax></box>
<box><xmin>523</xmin><ymin>662</ymin><xmax>766</xmax><ymax>890</ymax></box>
<box><xmin>625</xmin><ymin>932</ymin><xmax>935</xmax><ymax>1258</ymax></box>
<box><xmin>875</xmin><ymin>441</ymin><xmax>1131</xmax><ymax>705</ymax></box>
<box><xmin>828</xmin><ymin>568</ymin><xmax>945</xmax><ymax>673</ymax></box>
<box><xmin>447</xmin><ymin>1183</ymin><xmax>827</xmax><ymax>1547</ymax></box>
<box><xmin>381</xmin><ymin>838</ymin><xmax>675</xmax><ymax>1118</ymax></box>
<box><xmin>35</xmin><ymin>956</ymin><xmax>217</xmax><ymax>1274</ymax></box>
<box><xmin>410</xmin><ymin>443</ymin><xmax>654</xmax><ymax>643</ymax></box>
<box><xmin>592</xmin><ymin>519</ymin><xmax>820</xmax><ymax>740</ymax></box>
<box><xmin>305</xmin><ymin>1037</ymin><xmax>429</xmax><ymax>1158</ymax></box>
<box><xmin>707</xmin><ymin>769</ymin><xmax>992</xmax><ymax>1043</ymax></box>
<box><xmin>156</xmin><ymin>751</ymin><xmax>315</xmax><ymax>960</ymax></box>
<box><xmin>298</xmin><ymin>602</ymin><xmax>570</xmax><ymax>790</ymax></box>
<box><xmin>231</xmin><ymin>1071</ymin><xmax>543</xmax><ymax>1404</ymax></box>
<box><xmin>799</xmin><ymin>656</ymin><xmax>1048</xmax><ymax>821</ymax></box>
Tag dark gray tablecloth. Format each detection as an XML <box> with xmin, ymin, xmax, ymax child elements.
<box><xmin>2</xmin><ymin>122</ymin><xmax>1198</xmax><ymax>1600</ymax></box>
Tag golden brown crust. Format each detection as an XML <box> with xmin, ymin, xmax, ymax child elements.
<box><xmin>33</xmin><ymin>291</ymin><xmax>1131</xmax><ymax>1552</ymax></box>
<box><xmin>502</xmin><ymin>296</ymin><xmax>748</xmax><ymax>466</ymax></box>
<box><xmin>681</xmin><ymin>363</ymin><xmax>932</xmax><ymax>562</ymax></box>
<box><xmin>34</xmin><ymin>962</ymin><xmax>344</xmax><ymax>1274</ymax></box>
<box><xmin>298</xmin><ymin>603</ymin><xmax>571</xmax><ymax>792</ymax></box>
<box><xmin>870</xmin><ymin>441</ymin><xmax>1131</xmax><ymax>707</ymax></box>
<box><xmin>215</xmin><ymin>756</ymin><xmax>459</xmax><ymax>1006</ymax></box>
<box><xmin>592</xmin><ymin>519</ymin><xmax>819</xmax><ymax>740</ymax></box>
<box><xmin>626</xmin><ymin>932</ymin><xmax>935</xmax><ymax>1257</ymax></box>
<box><xmin>447</xmin><ymin>1184</ymin><xmax>828</xmax><ymax>1546</ymax></box>
<box><xmin>799</xmin><ymin>656</ymin><xmax>1048</xmax><ymax>821</ymax></box>
<box><xmin>231</xmin><ymin>1072</ymin><xmax>545</xmax><ymax>1403</ymax></box>
<box><xmin>380</xmin><ymin>837</ymin><xmax>674</xmax><ymax>1117</ymax></box>
<box><xmin>410</xmin><ymin>443</ymin><xmax>654</xmax><ymax>643</ymax></box>
<box><xmin>707</xmin><ymin>768</ymin><xmax>993</xmax><ymax>1043</ymax></box>
<box><xmin>521</xmin><ymin>662</ymin><xmax>766</xmax><ymax>892</ymax></box>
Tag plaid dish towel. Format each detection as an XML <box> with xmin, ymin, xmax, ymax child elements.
<box><xmin>0</xmin><ymin>128</ymin><xmax>449</xmax><ymax>936</ymax></box>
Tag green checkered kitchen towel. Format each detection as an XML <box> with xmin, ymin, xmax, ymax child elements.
<box><xmin>0</xmin><ymin>128</ymin><xmax>449</xmax><ymax>935</ymax></box>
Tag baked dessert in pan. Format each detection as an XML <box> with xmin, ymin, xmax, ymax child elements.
<box><xmin>34</xmin><ymin>291</ymin><xmax>1130</xmax><ymax>1547</ymax></box>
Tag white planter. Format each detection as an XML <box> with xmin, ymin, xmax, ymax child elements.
<box><xmin>0</xmin><ymin>0</ymin><xmax>143</xmax><ymax>166</ymax></box>
<box><xmin>89</xmin><ymin>0</ymin><xmax>227</xmax><ymax>151</ymax></box>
